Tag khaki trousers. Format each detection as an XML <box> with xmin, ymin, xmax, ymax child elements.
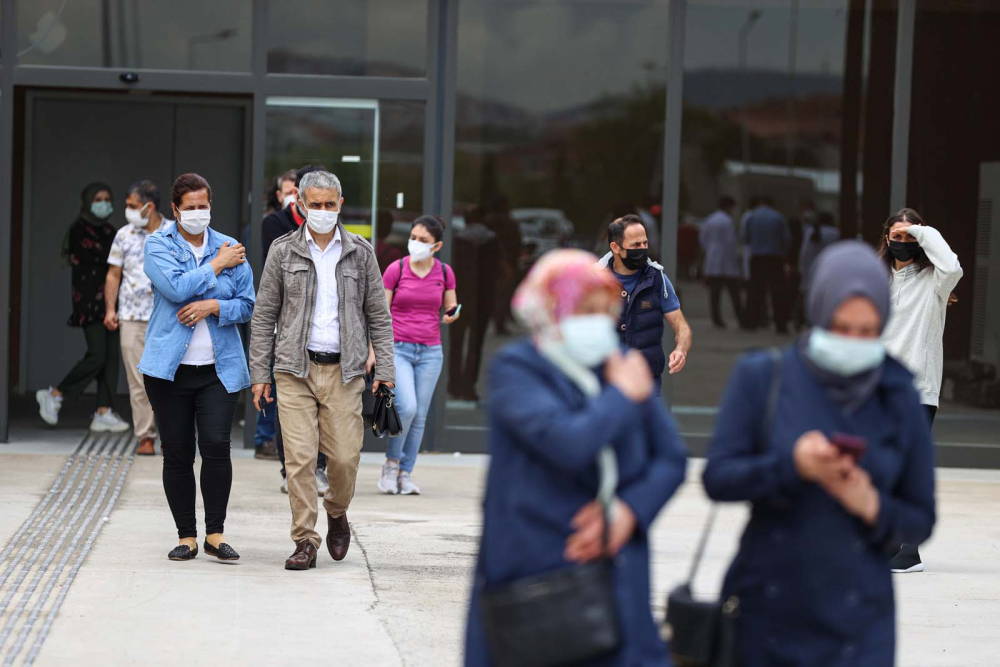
<box><xmin>119</xmin><ymin>320</ymin><xmax>157</xmax><ymax>440</ymax></box>
<box><xmin>275</xmin><ymin>363</ymin><xmax>365</xmax><ymax>547</ymax></box>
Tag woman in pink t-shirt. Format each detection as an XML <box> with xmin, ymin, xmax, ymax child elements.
<box><xmin>378</xmin><ymin>216</ymin><xmax>459</xmax><ymax>495</ymax></box>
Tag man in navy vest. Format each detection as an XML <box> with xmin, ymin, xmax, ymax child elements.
<box><xmin>599</xmin><ymin>214</ymin><xmax>692</xmax><ymax>395</ymax></box>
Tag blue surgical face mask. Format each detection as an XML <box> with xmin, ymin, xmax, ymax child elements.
<box><xmin>806</xmin><ymin>327</ymin><xmax>885</xmax><ymax>377</ymax></box>
<box><xmin>90</xmin><ymin>201</ymin><xmax>113</xmax><ymax>220</ymax></box>
<box><xmin>556</xmin><ymin>314</ymin><xmax>619</xmax><ymax>368</ymax></box>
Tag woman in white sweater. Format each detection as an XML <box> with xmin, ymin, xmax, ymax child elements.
<box><xmin>878</xmin><ymin>207</ymin><xmax>963</xmax><ymax>573</ymax></box>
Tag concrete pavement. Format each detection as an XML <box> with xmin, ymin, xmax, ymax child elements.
<box><xmin>2</xmin><ymin>441</ymin><xmax>999</xmax><ymax>666</ymax></box>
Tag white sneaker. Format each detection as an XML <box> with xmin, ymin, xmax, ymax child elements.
<box><xmin>398</xmin><ymin>471</ymin><xmax>421</xmax><ymax>496</ymax></box>
<box><xmin>280</xmin><ymin>477</ymin><xmax>288</xmax><ymax>494</ymax></box>
<box><xmin>36</xmin><ymin>388</ymin><xmax>62</xmax><ymax>426</ymax></box>
<box><xmin>90</xmin><ymin>411</ymin><xmax>130</xmax><ymax>433</ymax></box>
<box><xmin>316</xmin><ymin>468</ymin><xmax>330</xmax><ymax>496</ymax></box>
<box><xmin>378</xmin><ymin>460</ymin><xmax>400</xmax><ymax>495</ymax></box>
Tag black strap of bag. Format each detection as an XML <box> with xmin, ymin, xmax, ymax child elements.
<box><xmin>666</xmin><ymin>348</ymin><xmax>782</xmax><ymax>667</ymax></box>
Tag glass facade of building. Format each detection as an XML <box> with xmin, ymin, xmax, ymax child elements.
<box><xmin>1</xmin><ymin>0</ymin><xmax>997</xmax><ymax>466</ymax></box>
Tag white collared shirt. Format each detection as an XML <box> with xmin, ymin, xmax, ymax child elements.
<box><xmin>306</xmin><ymin>226</ymin><xmax>343</xmax><ymax>353</ymax></box>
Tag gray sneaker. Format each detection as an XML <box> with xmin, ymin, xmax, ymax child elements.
<box><xmin>316</xmin><ymin>468</ymin><xmax>329</xmax><ymax>497</ymax></box>
<box><xmin>398</xmin><ymin>471</ymin><xmax>421</xmax><ymax>496</ymax></box>
<box><xmin>378</xmin><ymin>460</ymin><xmax>400</xmax><ymax>495</ymax></box>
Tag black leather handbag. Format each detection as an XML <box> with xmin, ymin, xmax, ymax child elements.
<box><xmin>479</xmin><ymin>498</ymin><xmax>620</xmax><ymax>667</ymax></box>
<box><xmin>665</xmin><ymin>349</ymin><xmax>782</xmax><ymax>667</ymax></box>
<box><xmin>370</xmin><ymin>383</ymin><xmax>403</xmax><ymax>438</ymax></box>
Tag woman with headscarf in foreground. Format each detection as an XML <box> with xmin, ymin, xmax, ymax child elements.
<box><xmin>703</xmin><ymin>241</ymin><xmax>936</xmax><ymax>667</ymax></box>
<box><xmin>464</xmin><ymin>249</ymin><xmax>688</xmax><ymax>667</ymax></box>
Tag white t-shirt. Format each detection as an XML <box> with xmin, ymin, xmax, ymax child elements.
<box><xmin>179</xmin><ymin>234</ymin><xmax>216</xmax><ymax>366</ymax></box>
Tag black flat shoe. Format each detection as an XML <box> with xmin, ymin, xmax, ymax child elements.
<box><xmin>167</xmin><ymin>545</ymin><xmax>198</xmax><ymax>561</ymax></box>
<box><xmin>204</xmin><ymin>541</ymin><xmax>240</xmax><ymax>561</ymax></box>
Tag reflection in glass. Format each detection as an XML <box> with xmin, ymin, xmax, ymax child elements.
<box><xmin>678</xmin><ymin>1</ymin><xmax>857</xmax><ymax>414</ymax></box>
<box><xmin>17</xmin><ymin>0</ymin><xmax>251</xmax><ymax>71</ymax></box>
<box><xmin>448</xmin><ymin>0</ymin><xmax>671</xmax><ymax>439</ymax></box>
<box><xmin>264</xmin><ymin>99</ymin><xmax>424</xmax><ymax>257</ymax></box>
<box><xmin>267</xmin><ymin>0</ymin><xmax>427</xmax><ymax>76</ymax></box>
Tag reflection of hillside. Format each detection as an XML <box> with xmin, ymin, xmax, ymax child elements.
<box><xmin>267</xmin><ymin>50</ymin><xmax>423</xmax><ymax>78</ymax></box>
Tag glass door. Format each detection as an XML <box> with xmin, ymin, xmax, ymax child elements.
<box><xmin>265</xmin><ymin>97</ymin><xmax>381</xmax><ymax>240</ymax></box>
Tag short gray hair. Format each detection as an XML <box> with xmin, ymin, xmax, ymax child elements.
<box><xmin>298</xmin><ymin>170</ymin><xmax>342</xmax><ymax>201</ymax></box>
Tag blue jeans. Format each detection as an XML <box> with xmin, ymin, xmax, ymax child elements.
<box><xmin>254</xmin><ymin>382</ymin><xmax>276</xmax><ymax>446</ymax></box>
<box><xmin>386</xmin><ymin>342</ymin><xmax>444</xmax><ymax>473</ymax></box>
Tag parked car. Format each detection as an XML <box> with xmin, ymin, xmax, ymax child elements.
<box><xmin>511</xmin><ymin>208</ymin><xmax>575</xmax><ymax>270</ymax></box>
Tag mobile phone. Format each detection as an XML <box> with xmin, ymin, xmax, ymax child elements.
<box><xmin>446</xmin><ymin>304</ymin><xmax>462</xmax><ymax>317</ymax></box>
<box><xmin>831</xmin><ymin>432</ymin><xmax>867</xmax><ymax>461</ymax></box>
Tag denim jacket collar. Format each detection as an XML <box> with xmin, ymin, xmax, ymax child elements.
<box><xmin>161</xmin><ymin>221</ymin><xmax>227</xmax><ymax>260</ymax></box>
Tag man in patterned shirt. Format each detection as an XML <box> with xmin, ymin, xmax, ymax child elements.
<box><xmin>104</xmin><ymin>180</ymin><xmax>172</xmax><ymax>455</ymax></box>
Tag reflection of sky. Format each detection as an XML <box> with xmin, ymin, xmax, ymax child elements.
<box><xmin>457</xmin><ymin>0</ymin><xmax>848</xmax><ymax>113</ymax></box>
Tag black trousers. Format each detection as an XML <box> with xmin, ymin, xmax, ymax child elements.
<box><xmin>144</xmin><ymin>366</ymin><xmax>238</xmax><ymax>539</ymax></box>
<box><xmin>449</xmin><ymin>299</ymin><xmax>493</xmax><ymax>400</ymax></box>
<box><xmin>747</xmin><ymin>255</ymin><xmax>791</xmax><ymax>333</ymax></box>
<box><xmin>898</xmin><ymin>405</ymin><xmax>938</xmax><ymax>560</ymax></box>
<box><xmin>706</xmin><ymin>277</ymin><xmax>743</xmax><ymax>327</ymax></box>
<box><xmin>57</xmin><ymin>322</ymin><xmax>120</xmax><ymax>409</ymax></box>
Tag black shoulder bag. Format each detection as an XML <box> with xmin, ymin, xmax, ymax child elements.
<box><xmin>665</xmin><ymin>348</ymin><xmax>782</xmax><ymax>667</ymax></box>
<box><xmin>479</xmin><ymin>455</ymin><xmax>621</xmax><ymax>667</ymax></box>
<box><xmin>363</xmin><ymin>373</ymin><xmax>403</xmax><ymax>438</ymax></box>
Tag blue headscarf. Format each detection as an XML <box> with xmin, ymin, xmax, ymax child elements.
<box><xmin>800</xmin><ymin>240</ymin><xmax>891</xmax><ymax>412</ymax></box>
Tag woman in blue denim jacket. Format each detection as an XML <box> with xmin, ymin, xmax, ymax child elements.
<box><xmin>140</xmin><ymin>173</ymin><xmax>255</xmax><ymax>563</ymax></box>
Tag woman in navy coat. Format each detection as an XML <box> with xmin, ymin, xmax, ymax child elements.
<box><xmin>703</xmin><ymin>241</ymin><xmax>936</xmax><ymax>667</ymax></box>
<box><xmin>464</xmin><ymin>250</ymin><xmax>688</xmax><ymax>667</ymax></box>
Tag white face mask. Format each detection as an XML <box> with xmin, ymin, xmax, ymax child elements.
<box><xmin>408</xmin><ymin>239</ymin><xmax>435</xmax><ymax>262</ymax></box>
<box><xmin>282</xmin><ymin>194</ymin><xmax>297</xmax><ymax>209</ymax></box>
<box><xmin>806</xmin><ymin>327</ymin><xmax>885</xmax><ymax>377</ymax></box>
<box><xmin>125</xmin><ymin>204</ymin><xmax>150</xmax><ymax>229</ymax></box>
<box><xmin>177</xmin><ymin>209</ymin><xmax>211</xmax><ymax>236</ymax></box>
<box><xmin>556</xmin><ymin>314</ymin><xmax>619</xmax><ymax>368</ymax></box>
<box><xmin>306</xmin><ymin>208</ymin><xmax>338</xmax><ymax>234</ymax></box>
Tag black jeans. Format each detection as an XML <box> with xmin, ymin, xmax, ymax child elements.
<box><xmin>898</xmin><ymin>405</ymin><xmax>938</xmax><ymax>561</ymax></box>
<box><xmin>57</xmin><ymin>322</ymin><xmax>120</xmax><ymax>409</ymax></box>
<box><xmin>144</xmin><ymin>366</ymin><xmax>238</xmax><ymax>539</ymax></box>
<box><xmin>747</xmin><ymin>255</ymin><xmax>791</xmax><ymax>333</ymax></box>
<box><xmin>706</xmin><ymin>277</ymin><xmax>743</xmax><ymax>328</ymax></box>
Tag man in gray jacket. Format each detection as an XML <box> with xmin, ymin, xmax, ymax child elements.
<box><xmin>249</xmin><ymin>170</ymin><xmax>395</xmax><ymax>570</ymax></box>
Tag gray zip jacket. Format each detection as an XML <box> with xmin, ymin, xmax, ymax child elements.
<box><xmin>248</xmin><ymin>221</ymin><xmax>395</xmax><ymax>386</ymax></box>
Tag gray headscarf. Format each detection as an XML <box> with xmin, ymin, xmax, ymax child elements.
<box><xmin>800</xmin><ymin>240</ymin><xmax>891</xmax><ymax>412</ymax></box>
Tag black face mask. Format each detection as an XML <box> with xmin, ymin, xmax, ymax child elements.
<box><xmin>888</xmin><ymin>240</ymin><xmax>921</xmax><ymax>262</ymax></box>
<box><xmin>620</xmin><ymin>248</ymin><xmax>648</xmax><ymax>271</ymax></box>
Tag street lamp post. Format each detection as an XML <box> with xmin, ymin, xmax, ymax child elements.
<box><xmin>738</xmin><ymin>10</ymin><xmax>763</xmax><ymax>175</ymax></box>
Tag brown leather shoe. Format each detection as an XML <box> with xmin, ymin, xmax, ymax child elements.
<box><xmin>137</xmin><ymin>438</ymin><xmax>156</xmax><ymax>456</ymax></box>
<box><xmin>254</xmin><ymin>440</ymin><xmax>279</xmax><ymax>461</ymax></box>
<box><xmin>326</xmin><ymin>513</ymin><xmax>351</xmax><ymax>561</ymax></box>
<box><xmin>284</xmin><ymin>540</ymin><xmax>318</xmax><ymax>570</ymax></box>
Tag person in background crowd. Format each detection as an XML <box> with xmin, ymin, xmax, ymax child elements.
<box><xmin>37</xmin><ymin>182</ymin><xmax>130</xmax><ymax>433</ymax></box>
<box><xmin>448</xmin><ymin>205</ymin><xmax>499</xmax><ymax>403</ymax></box>
<box><xmin>141</xmin><ymin>173</ymin><xmax>255</xmax><ymax>562</ymax></box>
<box><xmin>257</xmin><ymin>165</ymin><xmax>330</xmax><ymax>494</ymax></box>
<box><xmin>464</xmin><ymin>250</ymin><xmax>688</xmax><ymax>666</ymax></box>
<box><xmin>375</xmin><ymin>209</ymin><xmax>404</xmax><ymax>273</ymax></box>
<box><xmin>703</xmin><ymin>241</ymin><xmax>936</xmax><ymax>666</ymax></box>
<box><xmin>252</xmin><ymin>168</ymin><xmax>302</xmax><ymax>463</ymax></box>
<box><xmin>786</xmin><ymin>199</ymin><xmax>811</xmax><ymax>329</ymax></box>
<box><xmin>699</xmin><ymin>195</ymin><xmax>744</xmax><ymax>329</ymax></box>
<box><xmin>742</xmin><ymin>195</ymin><xmax>792</xmax><ymax>334</ymax></box>
<box><xmin>879</xmin><ymin>207</ymin><xmax>962</xmax><ymax>574</ymax></box>
<box><xmin>599</xmin><ymin>215</ymin><xmax>692</xmax><ymax>395</ymax></box>
<box><xmin>484</xmin><ymin>193</ymin><xmax>521</xmax><ymax>336</ymax></box>
<box><xmin>378</xmin><ymin>216</ymin><xmax>460</xmax><ymax>495</ymax></box>
<box><xmin>797</xmin><ymin>211</ymin><xmax>840</xmax><ymax>328</ymax></box>
<box><xmin>249</xmin><ymin>170</ymin><xmax>395</xmax><ymax>571</ymax></box>
<box><xmin>103</xmin><ymin>180</ymin><xmax>170</xmax><ymax>455</ymax></box>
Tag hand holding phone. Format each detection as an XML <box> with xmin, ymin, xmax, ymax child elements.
<box><xmin>445</xmin><ymin>304</ymin><xmax>462</xmax><ymax>317</ymax></box>
<box><xmin>831</xmin><ymin>432</ymin><xmax>867</xmax><ymax>462</ymax></box>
